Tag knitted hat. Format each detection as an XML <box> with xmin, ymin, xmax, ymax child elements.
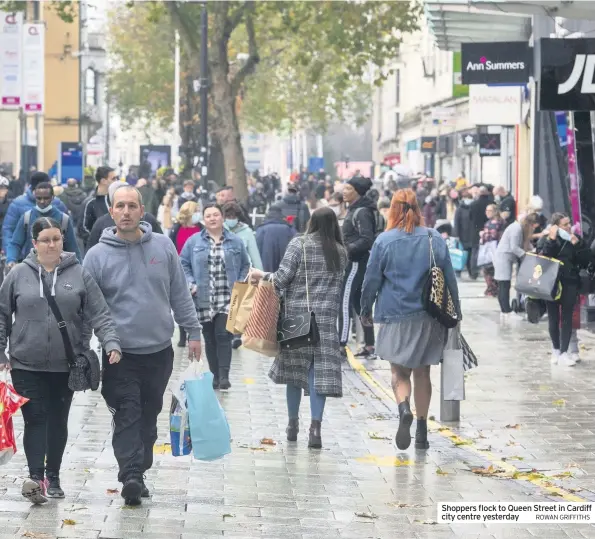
<box><xmin>347</xmin><ymin>176</ymin><xmax>372</xmax><ymax>196</ymax></box>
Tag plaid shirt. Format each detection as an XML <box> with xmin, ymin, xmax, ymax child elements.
<box><xmin>197</xmin><ymin>235</ymin><xmax>231</xmax><ymax>323</ymax></box>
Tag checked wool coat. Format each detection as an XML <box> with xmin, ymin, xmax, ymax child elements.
<box><xmin>268</xmin><ymin>234</ymin><xmax>347</xmax><ymax>397</ymax></box>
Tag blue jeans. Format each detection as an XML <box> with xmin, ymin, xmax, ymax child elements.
<box><xmin>286</xmin><ymin>363</ymin><xmax>326</xmax><ymax>421</ymax></box>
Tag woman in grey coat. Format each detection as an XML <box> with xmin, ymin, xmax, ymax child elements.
<box><xmin>0</xmin><ymin>217</ymin><xmax>121</xmax><ymax>505</ymax></box>
<box><xmin>249</xmin><ymin>207</ymin><xmax>347</xmax><ymax>449</ymax></box>
<box><xmin>493</xmin><ymin>213</ymin><xmax>539</xmax><ymax>320</ymax></box>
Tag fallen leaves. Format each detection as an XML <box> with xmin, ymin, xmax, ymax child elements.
<box><xmin>478</xmin><ymin>445</ymin><xmax>492</xmax><ymax>452</ymax></box>
<box><xmin>506</xmin><ymin>441</ymin><xmax>519</xmax><ymax>446</ymax></box>
<box><xmin>368</xmin><ymin>432</ymin><xmax>392</xmax><ymax>440</ymax></box>
<box><xmin>552</xmin><ymin>471</ymin><xmax>573</xmax><ymax>479</ymax></box>
<box><xmin>435</xmin><ymin>467</ymin><xmax>448</xmax><ymax>476</ymax></box>
<box><xmin>242</xmin><ymin>378</ymin><xmax>255</xmax><ymax>385</ymax></box>
<box><xmin>502</xmin><ymin>456</ymin><xmax>524</xmax><ymax>461</ymax></box>
<box><xmin>355</xmin><ymin>455</ymin><xmax>413</xmax><ymax>467</ymax></box>
<box><xmin>22</xmin><ymin>533</ymin><xmax>51</xmax><ymax>538</ymax></box>
<box><xmin>153</xmin><ymin>443</ymin><xmax>171</xmax><ymax>455</ymax></box>
<box><xmin>260</xmin><ymin>438</ymin><xmax>276</xmax><ymax>446</ymax></box>
<box><xmin>355</xmin><ymin>511</ymin><xmax>378</xmax><ymax>519</ymax></box>
<box><xmin>552</xmin><ymin>399</ymin><xmax>567</xmax><ymax>407</ymax></box>
<box><xmin>471</xmin><ymin>465</ymin><xmax>509</xmax><ymax>477</ymax></box>
<box><xmin>350</xmin><ymin>404</ymin><xmax>359</xmax><ymax>408</ymax></box>
<box><xmin>62</xmin><ymin>519</ymin><xmax>76</xmax><ymax>526</ymax></box>
<box><xmin>437</xmin><ymin>427</ymin><xmax>449</xmax><ymax>432</ymax></box>
<box><xmin>505</xmin><ymin>424</ymin><xmax>521</xmax><ymax>429</ymax></box>
<box><xmin>449</xmin><ymin>435</ymin><xmax>471</xmax><ymax>446</ymax></box>
<box><xmin>106</xmin><ymin>488</ymin><xmax>119</xmax><ymax>494</ymax></box>
<box><xmin>415</xmin><ymin>519</ymin><xmax>438</xmax><ymax>525</ymax></box>
<box><xmin>222</xmin><ymin>513</ymin><xmax>235</xmax><ymax>520</ymax></box>
<box><xmin>387</xmin><ymin>502</ymin><xmax>429</xmax><ymax>508</ymax></box>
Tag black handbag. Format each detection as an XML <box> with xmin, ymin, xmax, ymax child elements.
<box><xmin>515</xmin><ymin>252</ymin><xmax>563</xmax><ymax>301</ymax></box>
<box><xmin>277</xmin><ymin>239</ymin><xmax>320</xmax><ymax>350</ymax></box>
<box><xmin>34</xmin><ymin>269</ymin><xmax>100</xmax><ymax>392</ymax></box>
<box><xmin>422</xmin><ymin>232</ymin><xmax>459</xmax><ymax>329</ymax></box>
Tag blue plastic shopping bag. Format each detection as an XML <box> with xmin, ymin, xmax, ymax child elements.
<box><xmin>186</xmin><ymin>370</ymin><xmax>231</xmax><ymax>461</ymax></box>
<box><xmin>449</xmin><ymin>239</ymin><xmax>468</xmax><ymax>272</ymax></box>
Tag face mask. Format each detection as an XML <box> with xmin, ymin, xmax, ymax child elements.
<box><xmin>191</xmin><ymin>212</ymin><xmax>202</xmax><ymax>225</ymax></box>
<box><xmin>494</xmin><ymin>195</ymin><xmax>501</xmax><ymax>202</ymax></box>
<box><xmin>225</xmin><ymin>218</ymin><xmax>238</xmax><ymax>229</ymax></box>
<box><xmin>330</xmin><ymin>206</ymin><xmax>341</xmax><ymax>216</ymax></box>
<box><xmin>36</xmin><ymin>204</ymin><xmax>52</xmax><ymax>214</ymax></box>
<box><xmin>462</xmin><ymin>198</ymin><xmax>472</xmax><ymax>206</ymax></box>
<box><xmin>558</xmin><ymin>228</ymin><xmax>571</xmax><ymax>241</ymax></box>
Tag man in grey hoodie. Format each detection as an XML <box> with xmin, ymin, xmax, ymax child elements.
<box><xmin>83</xmin><ymin>183</ymin><xmax>202</xmax><ymax>507</ymax></box>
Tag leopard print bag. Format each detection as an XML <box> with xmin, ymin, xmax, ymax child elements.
<box><xmin>422</xmin><ymin>232</ymin><xmax>459</xmax><ymax>329</ymax></box>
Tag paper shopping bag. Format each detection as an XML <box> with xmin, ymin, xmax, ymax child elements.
<box><xmin>515</xmin><ymin>252</ymin><xmax>562</xmax><ymax>301</ymax></box>
<box><xmin>226</xmin><ymin>281</ymin><xmax>250</xmax><ymax>333</ymax></box>
<box><xmin>442</xmin><ymin>325</ymin><xmax>465</xmax><ymax>401</ymax></box>
<box><xmin>233</xmin><ymin>283</ymin><xmax>258</xmax><ymax>333</ymax></box>
<box><xmin>242</xmin><ymin>280</ymin><xmax>280</xmax><ymax>357</ymax></box>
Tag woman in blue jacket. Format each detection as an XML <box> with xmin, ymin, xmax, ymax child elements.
<box><xmin>360</xmin><ymin>189</ymin><xmax>461</xmax><ymax>451</ymax></box>
<box><xmin>180</xmin><ymin>204</ymin><xmax>250</xmax><ymax>390</ymax></box>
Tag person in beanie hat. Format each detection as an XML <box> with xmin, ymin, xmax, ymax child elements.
<box><xmin>256</xmin><ymin>203</ymin><xmax>297</xmax><ymax>272</ymax></box>
<box><xmin>339</xmin><ymin>176</ymin><xmax>377</xmax><ymax>359</ymax></box>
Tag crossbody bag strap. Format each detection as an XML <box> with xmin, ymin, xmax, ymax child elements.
<box><xmin>427</xmin><ymin>230</ymin><xmax>437</xmax><ymax>269</ymax></box>
<box><xmin>28</xmin><ymin>266</ymin><xmax>76</xmax><ymax>367</ymax></box>
<box><xmin>302</xmin><ymin>238</ymin><xmax>310</xmax><ymax>311</ymax></box>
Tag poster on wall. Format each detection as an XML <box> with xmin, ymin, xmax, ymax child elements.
<box><xmin>22</xmin><ymin>23</ymin><xmax>44</xmax><ymax>113</ymax></box>
<box><xmin>478</xmin><ymin>134</ymin><xmax>501</xmax><ymax>157</ymax></box>
<box><xmin>58</xmin><ymin>142</ymin><xmax>83</xmax><ymax>184</ymax></box>
<box><xmin>0</xmin><ymin>11</ymin><xmax>23</xmax><ymax>108</ymax></box>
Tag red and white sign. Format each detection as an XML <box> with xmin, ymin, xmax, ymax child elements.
<box><xmin>22</xmin><ymin>23</ymin><xmax>44</xmax><ymax>113</ymax></box>
<box><xmin>0</xmin><ymin>12</ymin><xmax>23</xmax><ymax>108</ymax></box>
<box><xmin>383</xmin><ymin>153</ymin><xmax>401</xmax><ymax>167</ymax></box>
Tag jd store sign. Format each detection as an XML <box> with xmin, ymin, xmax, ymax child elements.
<box><xmin>540</xmin><ymin>38</ymin><xmax>595</xmax><ymax>111</ymax></box>
<box><xmin>461</xmin><ymin>42</ymin><xmax>531</xmax><ymax>85</ymax></box>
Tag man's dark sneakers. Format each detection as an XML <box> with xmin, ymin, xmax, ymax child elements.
<box><xmin>354</xmin><ymin>347</ymin><xmax>377</xmax><ymax>360</ymax></box>
<box><xmin>121</xmin><ymin>478</ymin><xmax>142</xmax><ymax>506</ymax></box>
<box><xmin>141</xmin><ymin>478</ymin><xmax>150</xmax><ymax>498</ymax></box>
<box><xmin>219</xmin><ymin>368</ymin><xmax>231</xmax><ymax>390</ymax></box>
<box><xmin>46</xmin><ymin>473</ymin><xmax>64</xmax><ymax>498</ymax></box>
<box><xmin>232</xmin><ymin>337</ymin><xmax>242</xmax><ymax>349</ymax></box>
<box><xmin>396</xmin><ymin>399</ymin><xmax>413</xmax><ymax>450</ymax></box>
<box><xmin>212</xmin><ymin>377</ymin><xmax>220</xmax><ymax>390</ymax></box>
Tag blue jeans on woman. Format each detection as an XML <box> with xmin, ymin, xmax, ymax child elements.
<box><xmin>286</xmin><ymin>363</ymin><xmax>326</xmax><ymax>421</ymax></box>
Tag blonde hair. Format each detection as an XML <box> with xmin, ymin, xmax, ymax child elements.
<box><xmin>177</xmin><ymin>201</ymin><xmax>198</xmax><ymax>226</ymax></box>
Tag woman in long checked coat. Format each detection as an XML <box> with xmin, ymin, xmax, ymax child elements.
<box><xmin>250</xmin><ymin>207</ymin><xmax>347</xmax><ymax>449</ymax></box>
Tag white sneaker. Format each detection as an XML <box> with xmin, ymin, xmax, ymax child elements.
<box><xmin>558</xmin><ymin>353</ymin><xmax>577</xmax><ymax>367</ymax></box>
<box><xmin>551</xmin><ymin>349</ymin><xmax>561</xmax><ymax>365</ymax></box>
<box><xmin>570</xmin><ymin>352</ymin><xmax>581</xmax><ymax>364</ymax></box>
<box><xmin>500</xmin><ymin>312</ymin><xmax>510</xmax><ymax>324</ymax></box>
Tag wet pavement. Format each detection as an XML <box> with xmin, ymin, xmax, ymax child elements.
<box><xmin>1</xmin><ymin>280</ymin><xmax>595</xmax><ymax>538</ymax></box>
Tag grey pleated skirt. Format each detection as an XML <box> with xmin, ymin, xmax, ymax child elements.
<box><xmin>376</xmin><ymin>312</ymin><xmax>448</xmax><ymax>368</ymax></box>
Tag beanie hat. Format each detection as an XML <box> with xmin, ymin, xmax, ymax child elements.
<box><xmin>347</xmin><ymin>176</ymin><xmax>372</xmax><ymax>197</ymax></box>
<box><xmin>30</xmin><ymin>171</ymin><xmax>50</xmax><ymax>189</ymax></box>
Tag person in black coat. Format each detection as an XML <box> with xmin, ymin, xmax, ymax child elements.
<box><xmin>255</xmin><ymin>204</ymin><xmax>296</xmax><ymax>272</ymax></box>
<box><xmin>453</xmin><ymin>190</ymin><xmax>475</xmax><ymax>277</ymax></box>
<box><xmin>277</xmin><ymin>184</ymin><xmax>310</xmax><ymax>233</ymax></box>
<box><xmin>537</xmin><ymin>213</ymin><xmax>591</xmax><ymax>367</ymax></box>
<box><xmin>468</xmin><ymin>186</ymin><xmax>493</xmax><ymax>279</ymax></box>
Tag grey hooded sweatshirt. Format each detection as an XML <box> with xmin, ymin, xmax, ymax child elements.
<box><xmin>83</xmin><ymin>223</ymin><xmax>201</xmax><ymax>354</ymax></box>
<box><xmin>0</xmin><ymin>251</ymin><xmax>121</xmax><ymax>371</ymax></box>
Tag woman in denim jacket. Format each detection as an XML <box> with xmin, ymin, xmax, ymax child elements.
<box><xmin>180</xmin><ymin>204</ymin><xmax>250</xmax><ymax>389</ymax></box>
<box><xmin>360</xmin><ymin>189</ymin><xmax>461</xmax><ymax>451</ymax></box>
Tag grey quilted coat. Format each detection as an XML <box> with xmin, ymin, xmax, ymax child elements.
<box><xmin>268</xmin><ymin>234</ymin><xmax>347</xmax><ymax>397</ymax></box>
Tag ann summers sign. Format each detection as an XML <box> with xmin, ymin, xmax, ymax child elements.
<box><xmin>462</xmin><ymin>42</ymin><xmax>531</xmax><ymax>85</ymax></box>
<box><xmin>540</xmin><ymin>38</ymin><xmax>595</xmax><ymax>111</ymax></box>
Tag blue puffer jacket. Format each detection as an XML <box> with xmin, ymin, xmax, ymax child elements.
<box><xmin>180</xmin><ymin>228</ymin><xmax>250</xmax><ymax>310</ymax></box>
<box><xmin>2</xmin><ymin>188</ymin><xmax>68</xmax><ymax>252</ymax></box>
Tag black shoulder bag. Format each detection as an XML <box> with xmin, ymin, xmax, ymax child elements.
<box><xmin>277</xmin><ymin>239</ymin><xmax>320</xmax><ymax>350</ymax></box>
<box><xmin>421</xmin><ymin>231</ymin><xmax>459</xmax><ymax>329</ymax></box>
<box><xmin>34</xmin><ymin>268</ymin><xmax>100</xmax><ymax>392</ymax></box>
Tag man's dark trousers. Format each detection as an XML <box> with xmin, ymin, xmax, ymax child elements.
<box><xmin>102</xmin><ymin>346</ymin><xmax>174</xmax><ymax>483</ymax></box>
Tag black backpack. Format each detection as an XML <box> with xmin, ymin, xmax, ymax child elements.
<box><xmin>352</xmin><ymin>207</ymin><xmax>385</xmax><ymax>239</ymax></box>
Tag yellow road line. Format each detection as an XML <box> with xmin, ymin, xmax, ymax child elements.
<box><xmin>346</xmin><ymin>348</ymin><xmax>585</xmax><ymax>502</ymax></box>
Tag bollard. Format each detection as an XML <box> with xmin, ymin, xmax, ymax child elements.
<box><xmin>440</xmin><ymin>365</ymin><xmax>460</xmax><ymax>422</ymax></box>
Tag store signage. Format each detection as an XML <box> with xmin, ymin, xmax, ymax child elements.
<box><xmin>383</xmin><ymin>153</ymin><xmax>400</xmax><ymax>166</ymax></box>
<box><xmin>469</xmin><ymin>85</ymin><xmax>522</xmax><ymax>126</ymax></box>
<box><xmin>540</xmin><ymin>38</ymin><xmax>595</xmax><ymax>111</ymax></box>
<box><xmin>420</xmin><ymin>137</ymin><xmax>437</xmax><ymax>153</ymax></box>
<box><xmin>462</xmin><ymin>42</ymin><xmax>531</xmax><ymax>85</ymax></box>
<box><xmin>478</xmin><ymin>134</ymin><xmax>501</xmax><ymax>157</ymax></box>
<box><xmin>22</xmin><ymin>23</ymin><xmax>44</xmax><ymax>113</ymax></box>
<box><xmin>0</xmin><ymin>11</ymin><xmax>23</xmax><ymax>108</ymax></box>
<box><xmin>460</xmin><ymin>133</ymin><xmax>477</xmax><ymax>147</ymax></box>
<box><xmin>58</xmin><ymin>142</ymin><xmax>83</xmax><ymax>184</ymax></box>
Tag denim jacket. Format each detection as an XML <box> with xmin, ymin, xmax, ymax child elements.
<box><xmin>360</xmin><ymin>226</ymin><xmax>461</xmax><ymax>323</ymax></box>
<box><xmin>180</xmin><ymin>228</ymin><xmax>250</xmax><ymax>309</ymax></box>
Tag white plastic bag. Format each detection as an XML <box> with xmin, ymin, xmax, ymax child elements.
<box><xmin>442</xmin><ymin>325</ymin><xmax>465</xmax><ymax>401</ymax></box>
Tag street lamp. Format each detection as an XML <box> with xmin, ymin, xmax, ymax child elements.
<box><xmin>197</xmin><ymin>2</ymin><xmax>209</xmax><ymax>191</ymax></box>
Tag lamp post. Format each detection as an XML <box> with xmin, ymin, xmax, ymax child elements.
<box><xmin>198</xmin><ymin>2</ymin><xmax>209</xmax><ymax>191</ymax></box>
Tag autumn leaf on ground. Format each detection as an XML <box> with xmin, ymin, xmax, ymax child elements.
<box><xmin>437</xmin><ymin>427</ymin><xmax>449</xmax><ymax>432</ymax></box>
<box><xmin>436</xmin><ymin>467</ymin><xmax>448</xmax><ymax>476</ymax></box>
<box><xmin>478</xmin><ymin>445</ymin><xmax>492</xmax><ymax>452</ymax></box>
<box><xmin>506</xmin><ymin>441</ymin><xmax>519</xmax><ymax>446</ymax></box>
<box><xmin>547</xmin><ymin>490</ymin><xmax>563</xmax><ymax>497</ymax></box>
<box><xmin>106</xmin><ymin>488</ymin><xmax>119</xmax><ymax>494</ymax></box>
<box><xmin>368</xmin><ymin>432</ymin><xmax>391</xmax><ymax>440</ymax></box>
<box><xmin>415</xmin><ymin>519</ymin><xmax>438</xmax><ymax>525</ymax></box>
<box><xmin>449</xmin><ymin>435</ymin><xmax>471</xmax><ymax>446</ymax></box>
<box><xmin>552</xmin><ymin>399</ymin><xmax>567</xmax><ymax>407</ymax></box>
<box><xmin>568</xmin><ymin>487</ymin><xmax>583</xmax><ymax>493</ymax></box>
<box><xmin>428</xmin><ymin>415</ymin><xmax>436</xmax><ymax>421</ymax></box>
<box><xmin>505</xmin><ymin>424</ymin><xmax>521</xmax><ymax>429</ymax></box>
<box><xmin>222</xmin><ymin>513</ymin><xmax>235</xmax><ymax>520</ymax></box>
<box><xmin>503</xmin><ymin>456</ymin><xmax>524</xmax><ymax>461</ymax></box>
<box><xmin>350</xmin><ymin>404</ymin><xmax>358</xmax><ymax>408</ymax></box>
<box><xmin>387</xmin><ymin>502</ymin><xmax>428</xmax><ymax>508</ymax></box>
<box><xmin>552</xmin><ymin>471</ymin><xmax>573</xmax><ymax>479</ymax></box>
<box><xmin>260</xmin><ymin>438</ymin><xmax>276</xmax><ymax>446</ymax></box>
<box><xmin>22</xmin><ymin>533</ymin><xmax>51</xmax><ymax>538</ymax></box>
<box><xmin>62</xmin><ymin>519</ymin><xmax>76</xmax><ymax>526</ymax></box>
<box><xmin>471</xmin><ymin>465</ymin><xmax>506</xmax><ymax>476</ymax></box>
<box><xmin>355</xmin><ymin>511</ymin><xmax>378</xmax><ymax>519</ymax></box>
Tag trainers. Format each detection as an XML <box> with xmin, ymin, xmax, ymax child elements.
<box><xmin>232</xmin><ymin>337</ymin><xmax>242</xmax><ymax>350</ymax></box>
<box><xmin>558</xmin><ymin>353</ymin><xmax>577</xmax><ymax>367</ymax></box>
<box><xmin>46</xmin><ymin>473</ymin><xmax>64</xmax><ymax>498</ymax></box>
<box><xmin>551</xmin><ymin>349</ymin><xmax>561</xmax><ymax>365</ymax></box>
<box><xmin>354</xmin><ymin>347</ymin><xmax>377</xmax><ymax>360</ymax></box>
<box><xmin>500</xmin><ymin>312</ymin><xmax>510</xmax><ymax>324</ymax></box>
<box><xmin>121</xmin><ymin>478</ymin><xmax>142</xmax><ymax>506</ymax></box>
<box><xmin>22</xmin><ymin>477</ymin><xmax>48</xmax><ymax>505</ymax></box>
<box><xmin>572</xmin><ymin>353</ymin><xmax>582</xmax><ymax>364</ymax></box>
<box><xmin>141</xmin><ymin>477</ymin><xmax>150</xmax><ymax>498</ymax></box>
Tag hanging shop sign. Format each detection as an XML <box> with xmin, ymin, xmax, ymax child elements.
<box><xmin>469</xmin><ymin>85</ymin><xmax>523</xmax><ymax>126</ymax></box>
<box><xmin>459</xmin><ymin>132</ymin><xmax>477</xmax><ymax>148</ymax></box>
<box><xmin>461</xmin><ymin>41</ymin><xmax>531</xmax><ymax>85</ymax></box>
<box><xmin>0</xmin><ymin>11</ymin><xmax>23</xmax><ymax>108</ymax></box>
<box><xmin>382</xmin><ymin>153</ymin><xmax>401</xmax><ymax>166</ymax></box>
<box><xmin>420</xmin><ymin>137</ymin><xmax>437</xmax><ymax>153</ymax></box>
<box><xmin>540</xmin><ymin>38</ymin><xmax>595</xmax><ymax>111</ymax></box>
<box><xmin>22</xmin><ymin>23</ymin><xmax>44</xmax><ymax>113</ymax></box>
<box><xmin>478</xmin><ymin>134</ymin><xmax>501</xmax><ymax>157</ymax></box>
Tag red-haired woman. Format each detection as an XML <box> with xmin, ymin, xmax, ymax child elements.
<box><xmin>360</xmin><ymin>189</ymin><xmax>461</xmax><ymax>451</ymax></box>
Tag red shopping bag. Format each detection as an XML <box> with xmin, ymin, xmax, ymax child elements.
<box><xmin>0</xmin><ymin>374</ymin><xmax>29</xmax><ymax>465</ymax></box>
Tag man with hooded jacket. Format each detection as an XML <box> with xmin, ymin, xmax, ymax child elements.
<box><xmin>339</xmin><ymin>176</ymin><xmax>377</xmax><ymax>359</ymax></box>
<box><xmin>277</xmin><ymin>184</ymin><xmax>310</xmax><ymax>233</ymax></box>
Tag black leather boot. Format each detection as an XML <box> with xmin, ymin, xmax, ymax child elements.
<box><xmin>415</xmin><ymin>418</ymin><xmax>430</xmax><ymax>450</ymax></box>
<box><xmin>219</xmin><ymin>368</ymin><xmax>231</xmax><ymax>390</ymax></box>
<box><xmin>46</xmin><ymin>472</ymin><xmax>64</xmax><ymax>498</ymax></box>
<box><xmin>286</xmin><ymin>418</ymin><xmax>299</xmax><ymax>442</ymax></box>
<box><xmin>308</xmin><ymin>420</ymin><xmax>322</xmax><ymax>449</ymax></box>
<box><xmin>396</xmin><ymin>399</ymin><xmax>413</xmax><ymax>450</ymax></box>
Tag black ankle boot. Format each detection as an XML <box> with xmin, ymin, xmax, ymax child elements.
<box><xmin>396</xmin><ymin>399</ymin><xmax>413</xmax><ymax>450</ymax></box>
<box><xmin>219</xmin><ymin>368</ymin><xmax>231</xmax><ymax>390</ymax></box>
<box><xmin>46</xmin><ymin>472</ymin><xmax>64</xmax><ymax>498</ymax></box>
<box><xmin>308</xmin><ymin>420</ymin><xmax>322</xmax><ymax>449</ymax></box>
<box><xmin>286</xmin><ymin>418</ymin><xmax>299</xmax><ymax>442</ymax></box>
<box><xmin>415</xmin><ymin>419</ymin><xmax>429</xmax><ymax>450</ymax></box>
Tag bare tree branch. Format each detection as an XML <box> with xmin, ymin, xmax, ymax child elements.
<box><xmin>224</xmin><ymin>2</ymin><xmax>247</xmax><ymax>40</ymax></box>
<box><xmin>230</xmin><ymin>3</ymin><xmax>260</xmax><ymax>98</ymax></box>
<box><xmin>165</xmin><ymin>2</ymin><xmax>199</xmax><ymax>65</ymax></box>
